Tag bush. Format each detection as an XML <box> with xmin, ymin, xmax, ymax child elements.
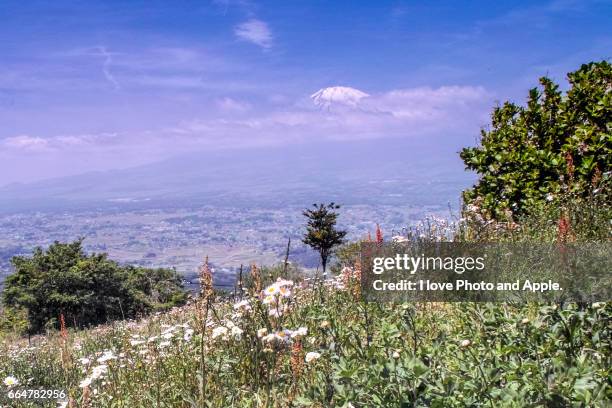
<box><xmin>1</xmin><ymin>240</ymin><xmax>187</xmax><ymax>333</ymax></box>
<box><xmin>460</xmin><ymin>61</ymin><xmax>611</xmax><ymax>220</ymax></box>
<box><xmin>457</xmin><ymin>175</ymin><xmax>611</xmax><ymax>243</ymax></box>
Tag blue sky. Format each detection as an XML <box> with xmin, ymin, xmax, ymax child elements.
<box><xmin>0</xmin><ymin>0</ymin><xmax>610</xmax><ymax>184</ymax></box>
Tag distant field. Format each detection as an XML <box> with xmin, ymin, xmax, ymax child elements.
<box><xmin>0</xmin><ymin>203</ymin><xmax>447</xmax><ymax>288</ymax></box>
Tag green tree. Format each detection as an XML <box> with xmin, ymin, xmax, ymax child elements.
<box><xmin>460</xmin><ymin>61</ymin><xmax>611</xmax><ymax>220</ymax></box>
<box><xmin>2</xmin><ymin>240</ymin><xmax>186</xmax><ymax>333</ymax></box>
<box><xmin>302</xmin><ymin>203</ymin><xmax>347</xmax><ymax>274</ymax></box>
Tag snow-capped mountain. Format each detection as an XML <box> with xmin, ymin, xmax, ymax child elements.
<box><xmin>310</xmin><ymin>86</ymin><xmax>369</xmax><ymax>109</ymax></box>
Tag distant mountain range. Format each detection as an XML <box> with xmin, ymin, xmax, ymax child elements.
<box><xmin>0</xmin><ymin>137</ymin><xmax>476</xmax><ymax>214</ymax></box>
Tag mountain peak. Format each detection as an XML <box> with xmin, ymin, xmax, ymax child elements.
<box><xmin>310</xmin><ymin>86</ymin><xmax>369</xmax><ymax>109</ymax></box>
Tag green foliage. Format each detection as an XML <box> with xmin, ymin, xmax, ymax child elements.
<box><xmin>303</xmin><ymin>203</ymin><xmax>347</xmax><ymax>273</ymax></box>
<box><xmin>330</xmin><ymin>241</ymin><xmax>362</xmax><ymax>274</ymax></box>
<box><xmin>457</xmin><ymin>176</ymin><xmax>612</xmax><ymax>243</ymax></box>
<box><xmin>0</xmin><ymin>200</ymin><xmax>610</xmax><ymax>407</ymax></box>
<box><xmin>460</xmin><ymin>61</ymin><xmax>611</xmax><ymax>220</ymax></box>
<box><xmin>1</xmin><ymin>287</ymin><xmax>609</xmax><ymax>407</ymax></box>
<box><xmin>1</xmin><ymin>240</ymin><xmax>186</xmax><ymax>333</ymax></box>
<box><xmin>0</xmin><ymin>306</ymin><xmax>29</xmax><ymax>338</ymax></box>
<box><xmin>239</xmin><ymin>262</ymin><xmax>303</xmax><ymax>295</ymax></box>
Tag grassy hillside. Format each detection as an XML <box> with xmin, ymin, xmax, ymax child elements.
<box><xmin>0</xmin><ymin>272</ymin><xmax>609</xmax><ymax>407</ymax></box>
<box><xmin>1</xmin><ymin>195</ymin><xmax>610</xmax><ymax>407</ymax></box>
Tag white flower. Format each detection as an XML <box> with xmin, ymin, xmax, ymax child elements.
<box><xmin>291</xmin><ymin>327</ymin><xmax>308</xmax><ymax>339</ymax></box>
<box><xmin>78</xmin><ymin>357</ymin><xmax>91</xmax><ymax>365</ymax></box>
<box><xmin>521</xmin><ymin>318</ymin><xmax>530</xmax><ymax>324</ymax></box>
<box><xmin>162</xmin><ymin>332</ymin><xmax>174</xmax><ymax>340</ymax></box>
<box><xmin>546</xmin><ymin>193</ymin><xmax>554</xmax><ymax>202</ymax></box>
<box><xmin>263</xmin><ymin>284</ymin><xmax>280</xmax><ymax>296</ymax></box>
<box><xmin>97</xmin><ymin>351</ymin><xmax>116</xmax><ymax>363</ymax></box>
<box><xmin>278</xmin><ymin>286</ymin><xmax>292</xmax><ymax>297</ymax></box>
<box><xmin>91</xmin><ymin>365</ymin><xmax>107</xmax><ymax>379</ymax></box>
<box><xmin>392</xmin><ymin>351</ymin><xmax>400</xmax><ymax>359</ymax></box>
<box><xmin>257</xmin><ymin>328</ymin><xmax>268</xmax><ymax>338</ymax></box>
<box><xmin>79</xmin><ymin>377</ymin><xmax>92</xmax><ymax>388</ymax></box>
<box><xmin>276</xmin><ymin>278</ymin><xmax>294</xmax><ymax>287</ymax></box>
<box><xmin>231</xmin><ymin>326</ymin><xmax>244</xmax><ymax>339</ymax></box>
<box><xmin>130</xmin><ymin>340</ymin><xmax>145</xmax><ymax>346</ymax></box>
<box><xmin>211</xmin><ymin>326</ymin><xmax>228</xmax><ymax>340</ymax></box>
<box><xmin>262</xmin><ymin>295</ymin><xmax>276</xmax><ymax>305</ymax></box>
<box><xmin>460</xmin><ymin>339</ymin><xmax>471</xmax><ymax>348</ymax></box>
<box><xmin>3</xmin><ymin>375</ymin><xmax>18</xmax><ymax>387</ymax></box>
<box><xmin>233</xmin><ymin>300</ymin><xmax>251</xmax><ymax>311</ymax></box>
<box><xmin>268</xmin><ymin>308</ymin><xmax>282</xmax><ymax>317</ymax></box>
<box><xmin>159</xmin><ymin>341</ymin><xmax>171</xmax><ymax>348</ymax></box>
<box><xmin>262</xmin><ymin>330</ymin><xmax>291</xmax><ymax>344</ymax></box>
<box><xmin>305</xmin><ymin>352</ymin><xmax>321</xmax><ymax>363</ymax></box>
<box><xmin>592</xmin><ymin>302</ymin><xmax>605</xmax><ymax>309</ymax></box>
<box><xmin>184</xmin><ymin>328</ymin><xmax>194</xmax><ymax>341</ymax></box>
<box><xmin>275</xmin><ymin>330</ymin><xmax>291</xmax><ymax>342</ymax></box>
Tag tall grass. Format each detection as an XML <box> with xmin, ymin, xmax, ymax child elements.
<box><xmin>0</xmin><ymin>196</ymin><xmax>610</xmax><ymax>407</ymax></box>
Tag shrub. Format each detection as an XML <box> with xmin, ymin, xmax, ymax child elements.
<box><xmin>1</xmin><ymin>240</ymin><xmax>186</xmax><ymax>333</ymax></box>
<box><xmin>460</xmin><ymin>61</ymin><xmax>611</xmax><ymax>220</ymax></box>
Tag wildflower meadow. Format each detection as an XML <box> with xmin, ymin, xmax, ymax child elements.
<box><xmin>1</xmin><ymin>201</ymin><xmax>610</xmax><ymax>407</ymax></box>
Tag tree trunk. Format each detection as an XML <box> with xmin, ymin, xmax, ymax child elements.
<box><xmin>321</xmin><ymin>251</ymin><xmax>328</xmax><ymax>274</ymax></box>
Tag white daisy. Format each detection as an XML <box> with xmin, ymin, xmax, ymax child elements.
<box><xmin>305</xmin><ymin>352</ymin><xmax>321</xmax><ymax>363</ymax></box>
<box><xmin>263</xmin><ymin>283</ymin><xmax>280</xmax><ymax>296</ymax></box>
<box><xmin>231</xmin><ymin>326</ymin><xmax>244</xmax><ymax>339</ymax></box>
<box><xmin>211</xmin><ymin>326</ymin><xmax>228</xmax><ymax>339</ymax></box>
<box><xmin>3</xmin><ymin>375</ymin><xmax>18</xmax><ymax>387</ymax></box>
<box><xmin>79</xmin><ymin>377</ymin><xmax>92</xmax><ymax>388</ymax></box>
<box><xmin>291</xmin><ymin>327</ymin><xmax>308</xmax><ymax>339</ymax></box>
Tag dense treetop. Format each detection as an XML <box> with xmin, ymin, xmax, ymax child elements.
<box><xmin>461</xmin><ymin>61</ymin><xmax>611</xmax><ymax>220</ymax></box>
<box><xmin>2</xmin><ymin>240</ymin><xmax>186</xmax><ymax>333</ymax></box>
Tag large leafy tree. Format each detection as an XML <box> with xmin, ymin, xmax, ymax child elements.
<box><xmin>460</xmin><ymin>61</ymin><xmax>611</xmax><ymax>220</ymax></box>
<box><xmin>2</xmin><ymin>240</ymin><xmax>187</xmax><ymax>333</ymax></box>
<box><xmin>302</xmin><ymin>203</ymin><xmax>347</xmax><ymax>274</ymax></box>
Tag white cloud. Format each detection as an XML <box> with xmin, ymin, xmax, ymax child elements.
<box><xmin>366</xmin><ymin>86</ymin><xmax>488</xmax><ymax>119</ymax></box>
<box><xmin>216</xmin><ymin>97</ymin><xmax>251</xmax><ymax>112</ymax></box>
<box><xmin>3</xmin><ymin>135</ymin><xmax>49</xmax><ymax>151</ymax></box>
<box><xmin>168</xmin><ymin>85</ymin><xmax>491</xmax><ymax>145</ymax></box>
<box><xmin>234</xmin><ymin>19</ymin><xmax>273</xmax><ymax>49</ymax></box>
<box><xmin>1</xmin><ymin>85</ymin><xmax>492</xmax><ymax>180</ymax></box>
<box><xmin>96</xmin><ymin>46</ymin><xmax>120</xmax><ymax>90</ymax></box>
<box><xmin>2</xmin><ymin>133</ymin><xmax>119</xmax><ymax>152</ymax></box>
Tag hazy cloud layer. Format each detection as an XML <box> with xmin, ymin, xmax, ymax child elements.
<box><xmin>1</xmin><ymin>85</ymin><xmax>490</xmax><ymax>163</ymax></box>
<box><xmin>234</xmin><ymin>19</ymin><xmax>273</xmax><ymax>48</ymax></box>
